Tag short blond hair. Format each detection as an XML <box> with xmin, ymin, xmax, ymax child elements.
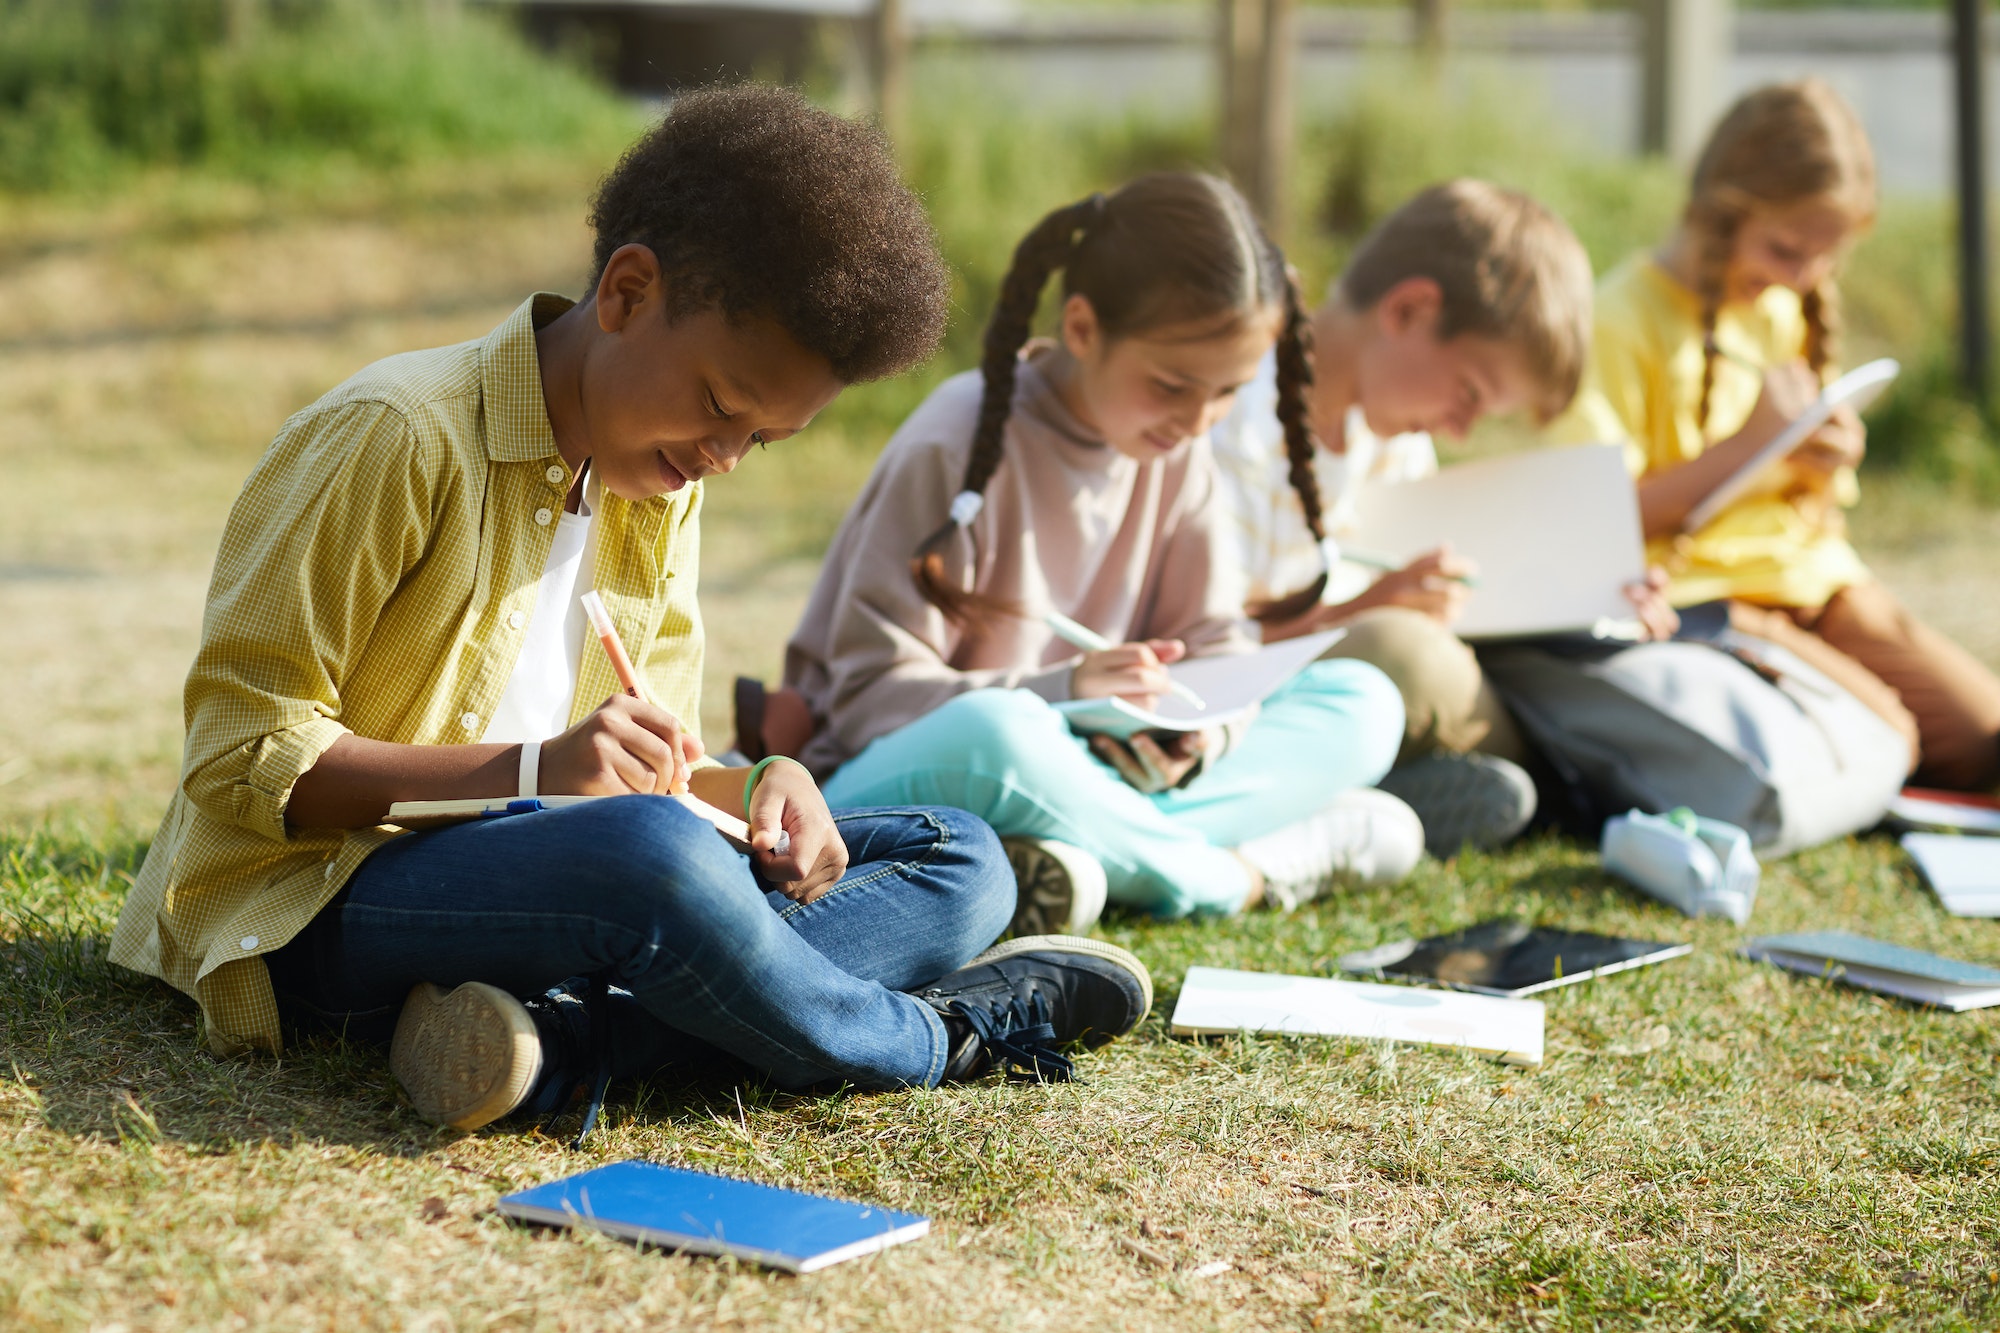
<box><xmin>1338</xmin><ymin>179</ymin><xmax>1594</xmax><ymax>423</ymax></box>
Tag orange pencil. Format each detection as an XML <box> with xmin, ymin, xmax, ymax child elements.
<box><xmin>579</xmin><ymin>590</ymin><xmax>689</xmax><ymax>794</ymax></box>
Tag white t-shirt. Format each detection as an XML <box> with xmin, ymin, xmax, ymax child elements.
<box><xmin>481</xmin><ymin>472</ymin><xmax>596</xmax><ymax>746</ymax></box>
<box><xmin>1209</xmin><ymin>352</ymin><xmax>1438</xmax><ymax>609</ymax></box>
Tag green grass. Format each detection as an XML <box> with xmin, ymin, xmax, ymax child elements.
<box><xmin>0</xmin><ymin>0</ymin><xmax>638</xmax><ymax>193</ymax></box>
<box><xmin>5</xmin><ymin>826</ymin><xmax>1998</xmax><ymax>1328</ymax></box>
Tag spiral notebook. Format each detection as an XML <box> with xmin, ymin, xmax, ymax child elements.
<box><xmin>498</xmin><ymin>1160</ymin><xmax>930</xmax><ymax>1273</ymax></box>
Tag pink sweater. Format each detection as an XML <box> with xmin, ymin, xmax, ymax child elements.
<box><xmin>784</xmin><ymin>352</ymin><xmax>1253</xmax><ymax>777</ymax></box>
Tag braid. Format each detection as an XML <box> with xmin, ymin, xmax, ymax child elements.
<box><xmin>910</xmin><ymin>194</ymin><xmax>1106</xmax><ymax>624</ymax></box>
<box><xmin>1800</xmin><ymin>280</ymin><xmax>1838</xmax><ymax>380</ymax></box>
<box><xmin>1251</xmin><ymin>272</ymin><xmax>1333</xmax><ymax>624</ymax></box>
<box><xmin>1691</xmin><ymin>209</ymin><xmax>1738</xmax><ymax>438</ymax></box>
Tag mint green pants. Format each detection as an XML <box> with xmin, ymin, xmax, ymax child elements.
<box><xmin>819</xmin><ymin>660</ymin><xmax>1404</xmax><ymax>918</ymax></box>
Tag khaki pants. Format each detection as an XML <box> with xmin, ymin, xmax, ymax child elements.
<box><xmin>1322</xmin><ymin>606</ymin><xmax>1529</xmax><ymax>766</ymax></box>
<box><xmin>1729</xmin><ymin>584</ymin><xmax>2000</xmax><ymax>792</ymax></box>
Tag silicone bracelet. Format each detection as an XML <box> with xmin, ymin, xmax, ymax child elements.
<box><xmin>519</xmin><ymin>740</ymin><xmax>541</xmax><ymax>799</ymax></box>
<box><xmin>743</xmin><ymin>754</ymin><xmax>805</xmax><ymax>811</ymax></box>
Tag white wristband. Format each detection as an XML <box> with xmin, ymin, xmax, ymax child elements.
<box><xmin>519</xmin><ymin>740</ymin><xmax>541</xmax><ymax>799</ymax></box>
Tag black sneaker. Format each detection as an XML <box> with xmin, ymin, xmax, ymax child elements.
<box><xmin>1377</xmin><ymin>751</ymin><xmax>1538</xmax><ymax>859</ymax></box>
<box><xmin>918</xmin><ymin>935</ymin><xmax>1153</xmax><ymax>1083</ymax></box>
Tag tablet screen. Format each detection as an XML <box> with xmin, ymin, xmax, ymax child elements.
<box><xmin>1338</xmin><ymin>918</ymin><xmax>1690</xmax><ymax>997</ymax></box>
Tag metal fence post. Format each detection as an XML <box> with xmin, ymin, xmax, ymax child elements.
<box><xmin>1954</xmin><ymin>0</ymin><xmax>1991</xmax><ymax>399</ymax></box>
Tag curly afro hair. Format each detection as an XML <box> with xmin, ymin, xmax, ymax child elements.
<box><xmin>588</xmin><ymin>84</ymin><xmax>949</xmax><ymax>384</ymax></box>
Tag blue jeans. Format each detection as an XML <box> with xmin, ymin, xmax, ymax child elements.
<box><xmin>265</xmin><ymin>798</ymin><xmax>1013</xmax><ymax>1091</ymax></box>
<box><xmin>820</xmin><ymin>659</ymin><xmax>1405</xmax><ymax>918</ymax></box>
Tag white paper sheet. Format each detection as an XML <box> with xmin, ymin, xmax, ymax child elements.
<box><xmin>1340</xmin><ymin>443</ymin><xmax>1646</xmax><ymax>640</ymax></box>
<box><xmin>1169</xmin><ymin>966</ymin><xmax>1544</xmax><ymax>1065</ymax></box>
<box><xmin>1053</xmin><ymin>628</ymin><xmax>1345</xmax><ymax>737</ymax></box>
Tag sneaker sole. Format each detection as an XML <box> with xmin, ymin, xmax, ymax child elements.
<box><xmin>1378</xmin><ymin>753</ymin><xmax>1536</xmax><ymax>859</ymax></box>
<box><xmin>964</xmin><ymin>933</ymin><xmax>1154</xmax><ymax>1022</ymax></box>
<box><xmin>389</xmin><ymin>981</ymin><xmax>541</xmax><ymax>1131</ymax></box>
<box><xmin>1001</xmin><ymin>837</ymin><xmax>1109</xmax><ymax>937</ymax></box>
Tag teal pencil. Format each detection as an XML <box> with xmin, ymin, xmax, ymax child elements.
<box><xmin>1043</xmin><ymin>610</ymin><xmax>1207</xmax><ymax>711</ymax></box>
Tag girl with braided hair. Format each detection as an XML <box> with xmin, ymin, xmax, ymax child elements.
<box><xmin>783</xmin><ymin>172</ymin><xmax>1417</xmax><ymax>927</ymax></box>
<box><xmin>1556</xmin><ymin>80</ymin><xmax>2000</xmax><ymax>792</ymax></box>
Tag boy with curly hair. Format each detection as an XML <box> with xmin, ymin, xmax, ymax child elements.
<box><xmin>110</xmin><ymin>85</ymin><xmax>1154</xmax><ymax>1137</ymax></box>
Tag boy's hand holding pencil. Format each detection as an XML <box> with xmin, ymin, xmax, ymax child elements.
<box><xmin>540</xmin><ymin>694</ymin><xmax>704</xmax><ymax>798</ymax></box>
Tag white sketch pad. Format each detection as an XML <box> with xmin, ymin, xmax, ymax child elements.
<box><xmin>1169</xmin><ymin>966</ymin><xmax>1544</xmax><ymax>1066</ymax></box>
<box><xmin>1053</xmin><ymin>628</ymin><xmax>1345</xmax><ymax>738</ymax></box>
<box><xmin>1340</xmin><ymin>443</ymin><xmax>1646</xmax><ymax>640</ymax></box>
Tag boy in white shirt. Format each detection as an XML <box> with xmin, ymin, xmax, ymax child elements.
<box><xmin>1209</xmin><ymin>181</ymin><xmax>1597</xmax><ymax>856</ymax></box>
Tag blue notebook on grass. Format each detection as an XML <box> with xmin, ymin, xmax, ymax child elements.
<box><xmin>497</xmin><ymin>1160</ymin><xmax>929</xmax><ymax>1273</ymax></box>
<box><xmin>1741</xmin><ymin>931</ymin><xmax>2000</xmax><ymax>1012</ymax></box>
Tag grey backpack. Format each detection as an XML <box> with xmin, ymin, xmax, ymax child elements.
<box><xmin>1479</xmin><ymin>625</ymin><xmax>1912</xmax><ymax>857</ymax></box>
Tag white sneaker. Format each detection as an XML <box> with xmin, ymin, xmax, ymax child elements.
<box><xmin>1001</xmin><ymin>837</ymin><xmax>1109</xmax><ymax>936</ymax></box>
<box><xmin>1235</xmin><ymin>788</ymin><xmax>1426</xmax><ymax>909</ymax></box>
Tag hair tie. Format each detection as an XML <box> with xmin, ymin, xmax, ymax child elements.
<box><xmin>1075</xmin><ymin>192</ymin><xmax>1108</xmax><ymax>239</ymax></box>
<box><xmin>949</xmin><ymin>491</ymin><xmax>985</xmax><ymax>527</ymax></box>
<box><xmin>1317</xmin><ymin>536</ymin><xmax>1342</xmax><ymax>579</ymax></box>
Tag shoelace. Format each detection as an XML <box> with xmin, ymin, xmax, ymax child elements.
<box><xmin>531</xmin><ymin>974</ymin><xmax>615</xmax><ymax>1150</ymax></box>
<box><xmin>950</xmin><ymin>990</ymin><xmax>1075</xmax><ymax>1082</ymax></box>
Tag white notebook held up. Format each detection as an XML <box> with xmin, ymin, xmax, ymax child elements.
<box><xmin>1682</xmin><ymin>358</ymin><xmax>1899</xmax><ymax>533</ymax></box>
<box><xmin>1338</xmin><ymin>443</ymin><xmax>1646</xmax><ymax>640</ymax></box>
<box><xmin>1169</xmin><ymin>965</ymin><xmax>1544</xmax><ymax>1066</ymax></box>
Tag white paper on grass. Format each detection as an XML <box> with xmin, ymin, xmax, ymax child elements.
<box><xmin>1053</xmin><ymin>628</ymin><xmax>1345</xmax><ymax>738</ymax></box>
<box><xmin>1339</xmin><ymin>443</ymin><xmax>1646</xmax><ymax>640</ymax></box>
<box><xmin>1169</xmin><ymin>965</ymin><xmax>1545</xmax><ymax>1066</ymax></box>
<box><xmin>1683</xmin><ymin>358</ymin><xmax>1899</xmax><ymax>534</ymax></box>
<box><xmin>1901</xmin><ymin>832</ymin><xmax>2000</xmax><ymax>917</ymax></box>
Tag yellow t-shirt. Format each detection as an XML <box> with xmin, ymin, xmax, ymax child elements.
<box><xmin>1553</xmin><ymin>253</ymin><xmax>1868</xmax><ymax>608</ymax></box>
<box><xmin>109</xmin><ymin>295</ymin><xmax>710</xmax><ymax>1055</ymax></box>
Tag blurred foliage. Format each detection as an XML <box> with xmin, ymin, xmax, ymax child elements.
<box><xmin>0</xmin><ymin>0</ymin><xmax>636</xmax><ymax>191</ymax></box>
<box><xmin>0</xmin><ymin>0</ymin><xmax>1988</xmax><ymax>488</ymax></box>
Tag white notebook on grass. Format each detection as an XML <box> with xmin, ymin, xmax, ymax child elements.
<box><xmin>1169</xmin><ymin>965</ymin><xmax>1544</xmax><ymax>1066</ymax></box>
<box><xmin>1901</xmin><ymin>833</ymin><xmax>2000</xmax><ymax>917</ymax></box>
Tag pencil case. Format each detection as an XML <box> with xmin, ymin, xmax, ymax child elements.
<box><xmin>1601</xmin><ymin>807</ymin><xmax>1759</xmax><ymax>925</ymax></box>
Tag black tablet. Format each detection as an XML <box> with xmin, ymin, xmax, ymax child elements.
<box><xmin>1336</xmin><ymin>918</ymin><xmax>1691</xmax><ymax>998</ymax></box>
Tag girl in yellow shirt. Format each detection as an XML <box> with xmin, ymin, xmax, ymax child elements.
<box><xmin>1559</xmin><ymin>79</ymin><xmax>2000</xmax><ymax>792</ymax></box>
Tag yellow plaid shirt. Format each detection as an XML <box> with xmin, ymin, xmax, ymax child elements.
<box><xmin>110</xmin><ymin>295</ymin><xmax>708</xmax><ymax>1055</ymax></box>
